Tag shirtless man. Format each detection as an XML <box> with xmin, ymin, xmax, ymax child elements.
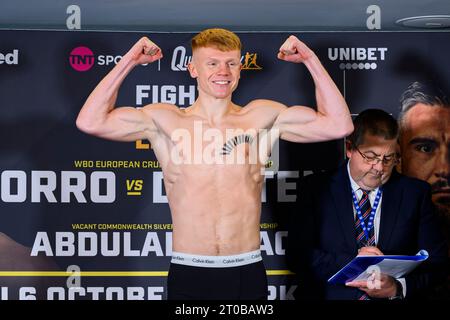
<box><xmin>76</xmin><ymin>28</ymin><xmax>353</xmax><ymax>300</ymax></box>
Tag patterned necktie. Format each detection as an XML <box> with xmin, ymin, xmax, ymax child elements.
<box><xmin>355</xmin><ymin>189</ymin><xmax>376</xmax><ymax>249</ymax></box>
<box><xmin>355</xmin><ymin>189</ymin><xmax>375</xmax><ymax>300</ymax></box>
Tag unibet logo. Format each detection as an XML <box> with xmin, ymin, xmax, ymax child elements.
<box><xmin>328</xmin><ymin>47</ymin><xmax>388</xmax><ymax>70</ymax></box>
<box><xmin>0</xmin><ymin>49</ymin><xmax>19</xmax><ymax>65</ymax></box>
<box><xmin>69</xmin><ymin>46</ymin><xmax>95</xmax><ymax>71</ymax></box>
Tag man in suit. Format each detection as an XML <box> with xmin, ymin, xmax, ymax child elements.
<box><xmin>287</xmin><ymin>109</ymin><xmax>448</xmax><ymax>300</ymax></box>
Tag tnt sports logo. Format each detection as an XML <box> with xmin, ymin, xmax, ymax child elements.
<box><xmin>328</xmin><ymin>47</ymin><xmax>388</xmax><ymax>70</ymax></box>
<box><xmin>69</xmin><ymin>46</ymin><xmax>155</xmax><ymax>72</ymax></box>
<box><xmin>70</xmin><ymin>46</ymin><xmax>95</xmax><ymax>71</ymax></box>
<box><xmin>171</xmin><ymin>46</ymin><xmax>262</xmax><ymax>71</ymax></box>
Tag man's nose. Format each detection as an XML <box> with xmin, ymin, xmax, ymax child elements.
<box><xmin>434</xmin><ymin>144</ymin><xmax>450</xmax><ymax>180</ymax></box>
<box><xmin>373</xmin><ymin>159</ymin><xmax>384</xmax><ymax>172</ymax></box>
<box><xmin>217</xmin><ymin>63</ymin><xmax>230</xmax><ymax>74</ymax></box>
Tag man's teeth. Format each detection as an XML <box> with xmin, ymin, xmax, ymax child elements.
<box><xmin>213</xmin><ymin>81</ymin><xmax>230</xmax><ymax>84</ymax></box>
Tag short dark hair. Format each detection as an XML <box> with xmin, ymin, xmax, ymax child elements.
<box><xmin>347</xmin><ymin>109</ymin><xmax>398</xmax><ymax>149</ymax></box>
<box><xmin>398</xmin><ymin>81</ymin><xmax>449</xmax><ymax>126</ymax></box>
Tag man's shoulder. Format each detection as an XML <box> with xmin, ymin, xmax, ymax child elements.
<box><xmin>300</xmin><ymin>165</ymin><xmax>345</xmax><ymax>188</ymax></box>
<box><xmin>142</xmin><ymin>103</ymin><xmax>181</xmax><ymax>113</ymax></box>
<box><xmin>245</xmin><ymin>99</ymin><xmax>286</xmax><ymax>112</ymax></box>
<box><xmin>141</xmin><ymin>103</ymin><xmax>187</xmax><ymax>121</ymax></box>
<box><xmin>238</xmin><ymin>99</ymin><xmax>287</xmax><ymax>128</ymax></box>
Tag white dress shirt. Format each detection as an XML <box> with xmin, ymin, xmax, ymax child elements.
<box><xmin>347</xmin><ymin>161</ymin><xmax>406</xmax><ymax>297</ymax></box>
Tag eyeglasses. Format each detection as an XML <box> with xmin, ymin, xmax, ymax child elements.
<box><xmin>354</xmin><ymin>145</ymin><xmax>398</xmax><ymax>166</ymax></box>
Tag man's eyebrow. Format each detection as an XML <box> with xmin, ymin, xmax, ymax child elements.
<box><xmin>408</xmin><ymin>137</ymin><xmax>438</xmax><ymax>145</ymax></box>
<box><xmin>363</xmin><ymin>150</ymin><xmax>379</xmax><ymax>156</ymax></box>
<box><xmin>206</xmin><ymin>57</ymin><xmax>239</xmax><ymax>61</ymax></box>
<box><xmin>363</xmin><ymin>150</ymin><xmax>396</xmax><ymax>157</ymax></box>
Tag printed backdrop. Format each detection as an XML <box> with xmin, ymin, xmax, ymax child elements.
<box><xmin>0</xmin><ymin>30</ymin><xmax>449</xmax><ymax>300</ymax></box>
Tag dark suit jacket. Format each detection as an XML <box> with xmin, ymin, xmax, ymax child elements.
<box><xmin>287</xmin><ymin>164</ymin><xmax>448</xmax><ymax>300</ymax></box>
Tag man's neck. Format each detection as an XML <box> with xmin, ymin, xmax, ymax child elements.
<box><xmin>190</xmin><ymin>94</ymin><xmax>236</xmax><ymax>124</ymax></box>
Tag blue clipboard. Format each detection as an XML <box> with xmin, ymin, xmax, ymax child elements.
<box><xmin>327</xmin><ymin>250</ymin><xmax>429</xmax><ymax>284</ymax></box>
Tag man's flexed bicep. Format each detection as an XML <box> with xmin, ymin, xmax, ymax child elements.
<box><xmin>246</xmin><ymin>99</ymin><xmax>333</xmax><ymax>143</ymax></box>
<box><xmin>76</xmin><ymin>36</ymin><xmax>163</xmax><ymax>142</ymax></box>
<box><xmin>77</xmin><ymin>104</ymin><xmax>161</xmax><ymax>142</ymax></box>
<box><xmin>276</xmin><ymin>35</ymin><xmax>353</xmax><ymax>143</ymax></box>
<box><xmin>274</xmin><ymin>105</ymin><xmax>348</xmax><ymax>143</ymax></box>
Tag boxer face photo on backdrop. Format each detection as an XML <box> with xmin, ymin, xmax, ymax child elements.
<box><xmin>399</xmin><ymin>103</ymin><xmax>450</xmax><ymax>223</ymax></box>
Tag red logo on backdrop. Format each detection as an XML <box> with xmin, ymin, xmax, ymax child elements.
<box><xmin>69</xmin><ymin>46</ymin><xmax>94</xmax><ymax>71</ymax></box>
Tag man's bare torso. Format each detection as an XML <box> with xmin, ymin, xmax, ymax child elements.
<box><xmin>146</xmin><ymin>103</ymin><xmax>281</xmax><ymax>255</ymax></box>
<box><xmin>75</xmin><ymin>34</ymin><xmax>353</xmax><ymax>259</ymax></box>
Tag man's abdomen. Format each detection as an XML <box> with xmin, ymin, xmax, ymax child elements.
<box><xmin>167</xmin><ymin>166</ymin><xmax>262</xmax><ymax>255</ymax></box>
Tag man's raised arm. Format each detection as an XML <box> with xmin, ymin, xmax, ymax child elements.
<box><xmin>76</xmin><ymin>37</ymin><xmax>163</xmax><ymax>142</ymax></box>
<box><xmin>274</xmin><ymin>35</ymin><xmax>353</xmax><ymax>143</ymax></box>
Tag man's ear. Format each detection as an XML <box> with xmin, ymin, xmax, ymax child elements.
<box><xmin>395</xmin><ymin>157</ymin><xmax>402</xmax><ymax>173</ymax></box>
<box><xmin>187</xmin><ymin>62</ymin><xmax>197</xmax><ymax>78</ymax></box>
<box><xmin>345</xmin><ymin>140</ymin><xmax>352</xmax><ymax>159</ymax></box>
